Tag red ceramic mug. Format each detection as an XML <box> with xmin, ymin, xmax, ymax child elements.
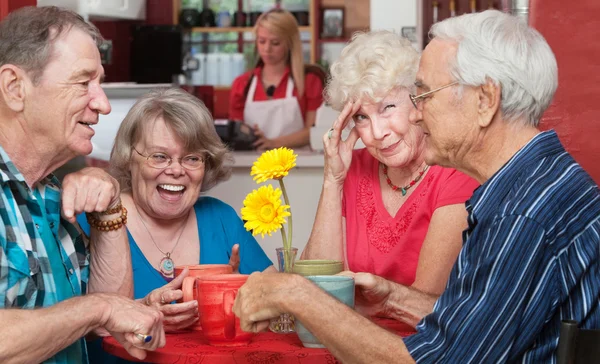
<box><xmin>176</xmin><ymin>264</ymin><xmax>233</xmax><ymax>330</ymax></box>
<box><xmin>197</xmin><ymin>274</ymin><xmax>253</xmax><ymax>346</ymax></box>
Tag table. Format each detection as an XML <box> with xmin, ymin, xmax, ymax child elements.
<box><xmin>103</xmin><ymin>318</ymin><xmax>416</xmax><ymax>363</ymax></box>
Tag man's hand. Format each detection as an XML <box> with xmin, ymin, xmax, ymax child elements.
<box><xmin>233</xmin><ymin>272</ymin><xmax>300</xmax><ymax>333</ymax></box>
<box><xmin>61</xmin><ymin>167</ymin><xmax>120</xmax><ymax>223</ymax></box>
<box><xmin>339</xmin><ymin>271</ymin><xmax>392</xmax><ymax>318</ymax></box>
<box><xmin>141</xmin><ymin>268</ymin><xmax>199</xmax><ymax>332</ymax></box>
<box><xmin>95</xmin><ymin>293</ymin><xmax>166</xmax><ymax>360</ymax></box>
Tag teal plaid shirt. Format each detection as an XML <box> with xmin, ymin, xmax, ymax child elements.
<box><xmin>0</xmin><ymin>146</ymin><xmax>90</xmax><ymax>363</ymax></box>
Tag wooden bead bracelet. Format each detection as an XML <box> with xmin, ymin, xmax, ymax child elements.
<box><xmin>86</xmin><ymin>205</ymin><xmax>128</xmax><ymax>231</ymax></box>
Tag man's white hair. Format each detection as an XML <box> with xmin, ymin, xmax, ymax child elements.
<box><xmin>430</xmin><ymin>10</ymin><xmax>558</xmax><ymax>127</ymax></box>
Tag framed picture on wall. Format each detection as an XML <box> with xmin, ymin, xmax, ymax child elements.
<box><xmin>321</xmin><ymin>7</ymin><xmax>344</xmax><ymax>38</ymax></box>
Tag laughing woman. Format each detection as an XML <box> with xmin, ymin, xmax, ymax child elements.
<box><xmin>78</xmin><ymin>88</ymin><xmax>274</xmax><ymax>363</ymax></box>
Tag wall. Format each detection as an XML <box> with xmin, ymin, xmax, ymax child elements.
<box><xmin>530</xmin><ymin>0</ymin><xmax>600</xmax><ymax>183</ymax></box>
<box><xmin>0</xmin><ymin>0</ymin><xmax>36</xmax><ymax>20</ymax></box>
<box><xmin>93</xmin><ymin>0</ymin><xmax>173</xmax><ymax>83</ymax></box>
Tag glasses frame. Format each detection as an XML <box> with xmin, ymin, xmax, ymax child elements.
<box><xmin>410</xmin><ymin>81</ymin><xmax>459</xmax><ymax>110</ymax></box>
<box><xmin>132</xmin><ymin>147</ymin><xmax>206</xmax><ymax>170</ymax></box>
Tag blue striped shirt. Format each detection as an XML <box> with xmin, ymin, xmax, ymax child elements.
<box><xmin>0</xmin><ymin>146</ymin><xmax>90</xmax><ymax>363</ymax></box>
<box><xmin>404</xmin><ymin>130</ymin><xmax>600</xmax><ymax>363</ymax></box>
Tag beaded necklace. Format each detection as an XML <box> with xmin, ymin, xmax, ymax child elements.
<box><xmin>381</xmin><ymin>163</ymin><xmax>429</xmax><ymax>196</ymax></box>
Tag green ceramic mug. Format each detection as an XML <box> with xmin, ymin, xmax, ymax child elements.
<box><xmin>296</xmin><ymin>275</ymin><xmax>355</xmax><ymax>348</ymax></box>
<box><xmin>292</xmin><ymin>259</ymin><xmax>344</xmax><ymax>276</ymax></box>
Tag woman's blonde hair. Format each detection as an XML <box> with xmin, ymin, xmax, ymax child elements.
<box><xmin>110</xmin><ymin>88</ymin><xmax>232</xmax><ymax>192</ymax></box>
<box><xmin>326</xmin><ymin>31</ymin><xmax>420</xmax><ymax>110</ymax></box>
<box><xmin>254</xmin><ymin>9</ymin><xmax>305</xmax><ymax>96</ymax></box>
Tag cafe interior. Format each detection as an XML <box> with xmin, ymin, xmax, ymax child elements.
<box><xmin>1</xmin><ymin>0</ymin><xmax>598</xmax><ymax>362</ymax></box>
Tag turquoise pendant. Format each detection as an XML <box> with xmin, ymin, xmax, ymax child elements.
<box><xmin>401</xmin><ymin>188</ymin><xmax>407</xmax><ymax>196</ymax></box>
<box><xmin>159</xmin><ymin>254</ymin><xmax>175</xmax><ymax>278</ymax></box>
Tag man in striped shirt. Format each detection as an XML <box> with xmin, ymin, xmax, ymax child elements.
<box><xmin>233</xmin><ymin>10</ymin><xmax>600</xmax><ymax>363</ymax></box>
<box><xmin>0</xmin><ymin>7</ymin><xmax>165</xmax><ymax>363</ymax></box>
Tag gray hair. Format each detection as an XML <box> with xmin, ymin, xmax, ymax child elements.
<box><xmin>326</xmin><ymin>30</ymin><xmax>420</xmax><ymax>111</ymax></box>
<box><xmin>110</xmin><ymin>88</ymin><xmax>232</xmax><ymax>192</ymax></box>
<box><xmin>430</xmin><ymin>10</ymin><xmax>558</xmax><ymax>127</ymax></box>
<box><xmin>0</xmin><ymin>6</ymin><xmax>103</xmax><ymax>84</ymax></box>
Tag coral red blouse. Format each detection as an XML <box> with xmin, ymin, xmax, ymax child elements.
<box><xmin>342</xmin><ymin>148</ymin><xmax>480</xmax><ymax>285</ymax></box>
<box><xmin>228</xmin><ymin>65</ymin><xmax>324</xmax><ymax>124</ymax></box>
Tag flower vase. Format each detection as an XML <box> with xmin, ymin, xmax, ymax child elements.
<box><xmin>269</xmin><ymin>247</ymin><xmax>298</xmax><ymax>333</ymax></box>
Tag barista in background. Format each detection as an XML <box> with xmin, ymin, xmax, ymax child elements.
<box><xmin>229</xmin><ymin>9</ymin><xmax>324</xmax><ymax>151</ymax></box>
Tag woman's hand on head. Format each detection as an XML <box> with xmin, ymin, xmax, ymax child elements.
<box><xmin>322</xmin><ymin>101</ymin><xmax>362</xmax><ymax>186</ymax></box>
<box><xmin>141</xmin><ymin>267</ymin><xmax>199</xmax><ymax>332</ymax></box>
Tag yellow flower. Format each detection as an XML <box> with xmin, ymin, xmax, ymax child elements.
<box><xmin>241</xmin><ymin>185</ymin><xmax>291</xmax><ymax>238</ymax></box>
<box><xmin>250</xmin><ymin>147</ymin><xmax>297</xmax><ymax>183</ymax></box>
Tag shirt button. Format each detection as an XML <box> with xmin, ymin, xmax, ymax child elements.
<box><xmin>49</xmin><ymin>222</ymin><xmax>55</xmax><ymax>229</ymax></box>
<box><xmin>69</xmin><ymin>268</ymin><xmax>74</xmax><ymax>275</ymax></box>
<box><xmin>35</xmin><ymin>224</ymin><xmax>40</xmax><ymax>229</ymax></box>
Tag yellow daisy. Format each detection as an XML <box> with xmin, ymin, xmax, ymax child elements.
<box><xmin>241</xmin><ymin>185</ymin><xmax>291</xmax><ymax>238</ymax></box>
<box><xmin>250</xmin><ymin>147</ymin><xmax>297</xmax><ymax>183</ymax></box>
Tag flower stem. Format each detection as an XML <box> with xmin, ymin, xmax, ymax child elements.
<box><xmin>278</xmin><ymin>178</ymin><xmax>292</xmax><ymax>252</ymax></box>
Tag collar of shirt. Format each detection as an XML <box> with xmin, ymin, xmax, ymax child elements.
<box><xmin>253</xmin><ymin>65</ymin><xmax>292</xmax><ymax>98</ymax></box>
<box><xmin>467</xmin><ymin>130</ymin><xmax>563</xmax><ymax>220</ymax></box>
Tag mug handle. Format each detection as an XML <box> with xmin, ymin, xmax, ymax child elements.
<box><xmin>182</xmin><ymin>277</ymin><xmax>197</xmax><ymax>303</ymax></box>
<box><xmin>223</xmin><ymin>290</ymin><xmax>236</xmax><ymax>340</ymax></box>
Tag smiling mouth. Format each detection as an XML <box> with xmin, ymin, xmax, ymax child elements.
<box><xmin>78</xmin><ymin>122</ymin><xmax>94</xmax><ymax>126</ymax></box>
<box><xmin>381</xmin><ymin>140</ymin><xmax>401</xmax><ymax>151</ymax></box>
<box><xmin>158</xmin><ymin>184</ymin><xmax>185</xmax><ymax>193</ymax></box>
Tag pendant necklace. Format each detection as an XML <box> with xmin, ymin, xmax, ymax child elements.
<box><xmin>381</xmin><ymin>162</ymin><xmax>429</xmax><ymax>196</ymax></box>
<box><xmin>134</xmin><ymin>203</ymin><xmax>188</xmax><ymax>278</ymax></box>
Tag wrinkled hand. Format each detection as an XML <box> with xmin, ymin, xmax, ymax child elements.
<box><xmin>228</xmin><ymin>244</ymin><xmax>240</xmax><ymax>273</ymax></box>
<box><xmin>339</xmin><ymin>271</ymin><xmax>391</xmax><ymax>318</ymax></box>
<box><xmin>233</xmin><ymin>272</ymin><xmax>299</xmax><ymax>333</ymax></box>
<box><xmin>323</xmin><ymin>102</ymin><xmax>361</xmax><ymax>186</ymax></box>
<box><xmin>142</xmin><ymin>267</ymin><xmax>199</xmax><ymax>332</ymax></box>
<box><xmin>96</xmin><ymin>293</ymin><xmax>166</xmax><ymax>361</ymax></box>
<box><xmin>61</xmin><ymin>167</ymin><xmax>120</xmax><ymax>223</ymax></box>
<box><xmin>252</xmin><ymin>125</ymin><xmax>277</xmax><ymax>151</ymax></box>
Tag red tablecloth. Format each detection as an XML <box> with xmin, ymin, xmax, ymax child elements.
<box><xmin>103</xmin><ymin>318</ymin><xmax>416</xmax><ymax>364</ymax></box>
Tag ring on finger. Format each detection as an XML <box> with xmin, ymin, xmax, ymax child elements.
<box><xmin>327</xmin><ymin>128</ymin><xmax>334</xmax><ymax>140</ymax></box>
<box><xmin>135</xmin><ymin>333</ymin><xmax>152</xmax><ymax>343</ymax></box>
<box><xmin>160</xmin><ymin>294</ymin><xmax>166</xmax><ymax>304</ymax></box>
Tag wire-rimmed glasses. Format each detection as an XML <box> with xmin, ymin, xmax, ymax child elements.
<box><xmin>409</xmin><ymin>81</ymin><xmax>459</xmax><ymax>110</ymax></box>
<box><xmin>133</xmin><ymin>147</ymin><xmax>206</xmax><ymax>170</ymax></box>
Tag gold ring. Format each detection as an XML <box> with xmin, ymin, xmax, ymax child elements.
<box><xmin>135</xmin><ymin>333</ymin><xmax>152</xmax><ymax>343</ymax></box>
<box><xmin>160</xmin><ymin>294</ymin><xmax>166</xmax><ymax>304</ymax></box>
<box><xmin>327</xmin><ymin>128</ymin><xmax>334</xmax><ymax>139</ymax></box>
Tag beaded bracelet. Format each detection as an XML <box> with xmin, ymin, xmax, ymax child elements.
<box><xmin>86</xmin><ymin>206</ymin><xmax>128</xmax><ymax>231</ymax></box>
<box><xmin>101</xmin><ymin>202</ymin><xmax>123</xmax><ymax>215</ymax></box>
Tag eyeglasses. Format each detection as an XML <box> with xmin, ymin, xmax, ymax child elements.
<box><xmin>409</xmin><ymin>81</ymin><xmax>459</xmax><ymax>110</ymax></box>
<box><xmin>133</xmin><ymin>147</ymin><xmax>206</xmax><ymax>170</ymax></box>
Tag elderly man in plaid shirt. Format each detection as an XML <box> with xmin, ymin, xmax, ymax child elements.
<box><xmin>0</xmin><ymin>6</ymin><xmax>166</xmax><ymax>363</ymax></box>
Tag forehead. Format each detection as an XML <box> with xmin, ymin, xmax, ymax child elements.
<box><xmin>416</xmin><ymin>39</ymin><xmax>457</xmax><ymax>86</ymax></box>
<box><xmin>43</xmin><ymin>28</ymin><xmax>102</xmax><ymax>81</ymax></box>
<box><xmin>256</xmin><ymin>25</ymin><xmax>281</xmax><ymax>40</ymax></box>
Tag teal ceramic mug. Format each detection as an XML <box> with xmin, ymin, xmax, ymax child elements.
<box><xmin>295</xmin><ymin>275</ymin><xmax>355</xmax><ymax>348</ymax></box>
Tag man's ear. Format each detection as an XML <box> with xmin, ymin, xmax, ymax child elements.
<box><xmin>476</xmin><ymin>78</ymin><xmax>501</xmax><ymax>128</ymax></box>
<box><xmin>0</xmin><ymin>65</ymin><xmax>27</xmax><ymax>113</ymax></box>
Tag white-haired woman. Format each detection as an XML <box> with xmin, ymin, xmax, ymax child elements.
<box><xmin>229</xmin><ymin>9</ymin><xmax>324</xmax><ymax>150</ymax></box>
<box><xmin>302</xmin><ymin>31</ymin><xmax>479</xmax><ymax>295</ymax></box>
